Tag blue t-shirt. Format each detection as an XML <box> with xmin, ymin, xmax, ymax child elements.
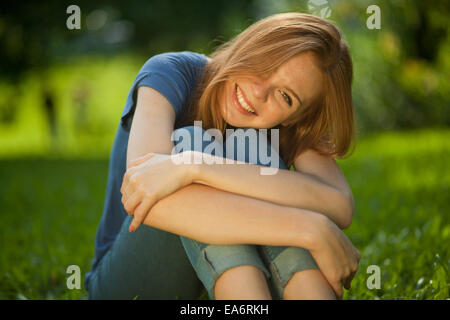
<box><xmin>84</xmin><ymin>51</ymin><xmax>209</xmax><ymax>289</ymax></box>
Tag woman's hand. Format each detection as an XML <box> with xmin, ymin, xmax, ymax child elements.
<box><xmin>306</xmin><ymin>213</ymin><xmax>361</xmax><ymax>299</ymax></box>
<box><xmin>120</xmin><ymin>152</ymin><xmax>196</xmax><ymax>232</ymax></box>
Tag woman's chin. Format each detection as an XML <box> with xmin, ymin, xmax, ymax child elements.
<box><xmin>221</xmin><ymin>106</ymin><xmax>266</xmax><ymax>129</ymax></box>
<box><xmin>225</xmin><ymin>117</ymin><xmax>252</xmax><ymax>129</ymax></box>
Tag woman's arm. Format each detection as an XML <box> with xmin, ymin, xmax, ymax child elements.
<box><xmin>126</xmin><ymin>86</ymin><xmax>176</xmax><ymax>166</ymax></box>
<box><xmin>125</xmin><ymin>86</ymin><xmax>360</xmax><ymax>298</ymax></box>
<box><xmin>144</xmin><ymin>182</ymin><xmax>314</xmax><ymax>247</ymax></box>
<box><xmin>143</xmin><ymin>182</ymin><xmax>359</xmax><ymax>299</ymax></box>
<box><xmin>126</xmin><ymin>87</ymin><xmax>353</xmax><ymax>230</ymax></box>
<box><xmin>187</xmin><ymin>150</ymin><xmax>354</xmax><ymax>229</ymax></box>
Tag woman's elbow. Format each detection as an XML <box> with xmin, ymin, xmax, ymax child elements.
<box><xmin>338</xmin><ymin>192</ymin><xmax>354</xmax><ymax>229</ymax></box>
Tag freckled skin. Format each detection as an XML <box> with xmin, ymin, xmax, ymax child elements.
<box><xmin>220</xmin><ymin>51</ymin><xmax>324</xmax><ymax>129</ymax></box>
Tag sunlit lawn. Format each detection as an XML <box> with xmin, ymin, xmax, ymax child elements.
<box><xmin>0</xmin><ymin>128</ymin><xmax>449</xmax><ymax>299</ymax></box>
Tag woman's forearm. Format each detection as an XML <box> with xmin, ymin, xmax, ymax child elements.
<box><xmin>143</xmin><ymin>183</ymin><xmax>319</xmax><ymax>249</ymax></box>
<box><xmin>186</xmin><ymin>151</ymin><xmax>352</xmax><ymax>228</ymax></box>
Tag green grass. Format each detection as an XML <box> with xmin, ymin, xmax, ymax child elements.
<box><xmin>338</xmin><ymin>128</ymin><xmax>450</xmax><ymax>299</ymax></box>
<box><xmin>0</xmin><ymin>128</ymin><xmax>449</xmax><ymax>300</ymax></box>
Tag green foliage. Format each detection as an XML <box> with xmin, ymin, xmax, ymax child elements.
<box><xmin>0</xmin><ymin>54</ymin><xmax>141</xmax><ymax>158</ymax></box>
<box><xmin>329</xmin><ymin>0</ymin><xmax>450</xmax><ymax>133</ymax></box>
<box><xmin>0</xmin><ymin>159</ymin><xmax>108</xmax><ymax>299</ymax></box>
<box><xmin>0</xmin><ymin>129</ymin><xmax>448</xmax><ymax>299</ymax></box>
<box><xmin>337</xmin><ymin>128</ymin><xmax>450</xmax><ymax>299</ymax></box>
<box><xmin>1</xmin><ymin>1</ymin><xmax>449</xmax><ymax>137</ymax></box>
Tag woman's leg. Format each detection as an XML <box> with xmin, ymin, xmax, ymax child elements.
<box><xmin>259</xmin><ymin>245</ymin><xmax>336</xmax><ymax>300</ymax></box>
<box><xmin>87</xmin><ymin>214</ymin><xmax>203</xmax><ymax>299</ymax></box>
<box><xmin>173</xmin><ymin>125</ymin><xmax>272</xmax><ymax>300</ymax></box>
<box><xmin>180</xmin><ymin>239</ymin><xmax>273</xmax><ymax>300</ymax></box>
<box><xmin>214</xmin><ymin>265</ymin><xmax>271</xmax><ymax>300</ymax></box>
<box><xmin>86</xmin><ymin>123</ymin><xmax>203</xmax><ymax>300</ymax></box>
<box><xmin>283</xmin><ymin>269</ymin><xmax>336</xmax><ymax>300</ymax></box>
<box><xmin>212</xmin><ymin>127</ymin><xmax>284</xmax><ymax>300</ymax></box>
<box><xmin>173</xmin><ymin>126</ymin><xmax>334</xmax><ymax>300</ymax></box>
<box><xmin>227</xmin><ymin>127</ymin><xmax>334</xmax><ymax>300</ymax></box>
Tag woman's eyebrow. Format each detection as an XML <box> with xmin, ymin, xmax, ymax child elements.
<box><xmin>285</xmin><ymin>86</ymin><xmax>304</xmax><ymax>106</ymax></box>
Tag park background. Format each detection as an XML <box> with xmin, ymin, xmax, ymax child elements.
<box><xmin>0</xmin><ymin>0</ymin><xmax>448</xmax><ymax>299</ymax></box>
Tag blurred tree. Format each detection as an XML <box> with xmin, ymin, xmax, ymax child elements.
<box><xmin>0</xmin><ymin>0</ymin><xmax>448</xmax><ymax>133</ymax></box>
<box><xmin>0</xmin><ymin>0</ymin><xmax>259</xmax><ymax>124</ymax></box>
<box><xmin>330</xmin><ymin>0</ymin><xmax>450</xmax><ymax>133</ymax></box>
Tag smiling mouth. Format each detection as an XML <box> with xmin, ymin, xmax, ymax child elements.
<box><xmin>233</xmin><ymin>84</ymin><xmax>258</xmax><ymax>116</ymax></box>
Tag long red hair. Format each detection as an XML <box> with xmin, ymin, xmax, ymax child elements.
<box><xmin>181</xmin><ymin>12</ymin><xmax>357</xmax><ymax>167</ymax></box>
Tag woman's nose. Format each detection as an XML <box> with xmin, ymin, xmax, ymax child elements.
<box><xmin>251</xmin><ymin>79</ymin><xmax>270</xmax><ymax>102</ymax></box>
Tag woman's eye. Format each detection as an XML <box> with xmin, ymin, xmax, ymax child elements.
<box><xmin>280</xmin><ymin>91</ymin><xmax>292</xmax><ymax>106</ymax></box>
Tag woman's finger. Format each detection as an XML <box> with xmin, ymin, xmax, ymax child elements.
<box><xmin>121</xmin><ymin>172</ymin><xmax>140</xmax><ymax>206</ymax></box>
<box><xmin>343</xmin><ymin>275</ymin><xmax>351</xmax><ymax>290</ymax></box>
<box><xmin>128</xmin><ymin>193</ymin><xmax>157</xmax><ymax>232</ymax></box>
<box><xmin>356</xmin><ymin>249</ymin><xmax>362</xmax><ymax>262</ymax></box>
<box><xmin>123</xmin><ymin>190</ymin><xmax>143</xmax><ymax>216</ymax></box>
<box><xmin>344</xmin><ymin>270</ymin><xmax>357</xmax><ymax>290</ymax></box>
<box><xmin>131</xmin><ymin>197</ymin><xmax>152</xmax><ymax>226</ymax></box>
<box><xmin>121</xmin><ymin>167</ymin><xmax>136</xmax><ymax>194</ymax></box>
<box><xmin>331</xmin><ymin>281</ymin><xmax>343</xmax><ymax>300</ymax></box>
<box><xmin>120</xmin><ymin>181</ymin><xmax>131</xmax><ymax>206</ymax></box>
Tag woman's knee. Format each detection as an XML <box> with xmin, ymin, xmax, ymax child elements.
<box><xmin>283</xmin><ymin>269</ymin><xmax>336</xmax><ymax>300</ymax></box>
<box><xmin>258</xmin><ymin>245</ymin><xmax>321</xmax><ymax>299</ymax></box>
<box><xmin>180</xmin><ymin>238</ymin><xmax>271</xmax><ymax>299</ymax></box>
<box><xmin>214</xmin><ymin>265</ymin><xmax>272</xmax><ymax>300</ymax></box>
<box><xmin>172</xmin><ymin>125</ymin><xmax>224</xmax><ymax>156</ymax></box>
<box><xmin>224</xmin><ymin>128</ymin><xmax>287</xmax><ymax>170</ymax></box>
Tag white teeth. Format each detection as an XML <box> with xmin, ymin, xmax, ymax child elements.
<box><xmin>236</xmin><ymin>86</ymin><xmax>255</xmax><ymax>113</ymax></box>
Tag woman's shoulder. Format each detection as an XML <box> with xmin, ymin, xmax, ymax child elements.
<box><xmin>139</xmin><ymin>51</ymin><xmax>210</xmax><ymax>75</ymax></box>
<box><xmin>120</xmin><ymin>51</ymin><xmax>209</xmax><ymax>124</ymax></box>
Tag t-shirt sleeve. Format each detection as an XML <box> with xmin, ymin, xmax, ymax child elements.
<box><xmin>120</xmin><ymin>51</ymin><xmax>208</xmax><ymax>130</ymax></box>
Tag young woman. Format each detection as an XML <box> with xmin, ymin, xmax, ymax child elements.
<box><xmin>85</xmin><ymin>12</ymin><xmax>361</xmax><ymax>300</ymax></box>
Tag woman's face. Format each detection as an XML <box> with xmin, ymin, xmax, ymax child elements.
<box><xmin>219</xmin><ymin>51</ymin><xmax>324</xmax><ymax>129</ymax></box>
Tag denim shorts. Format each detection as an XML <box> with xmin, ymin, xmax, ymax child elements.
<box><xmin>181</xmin><ymin>238</ymin><xmax>318</xmax><ymax>299</ymax></box>
<box><xmin>87</xmin><ymin>125</ymin><xmax>318</xmax><ymax>300</ymax></box>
